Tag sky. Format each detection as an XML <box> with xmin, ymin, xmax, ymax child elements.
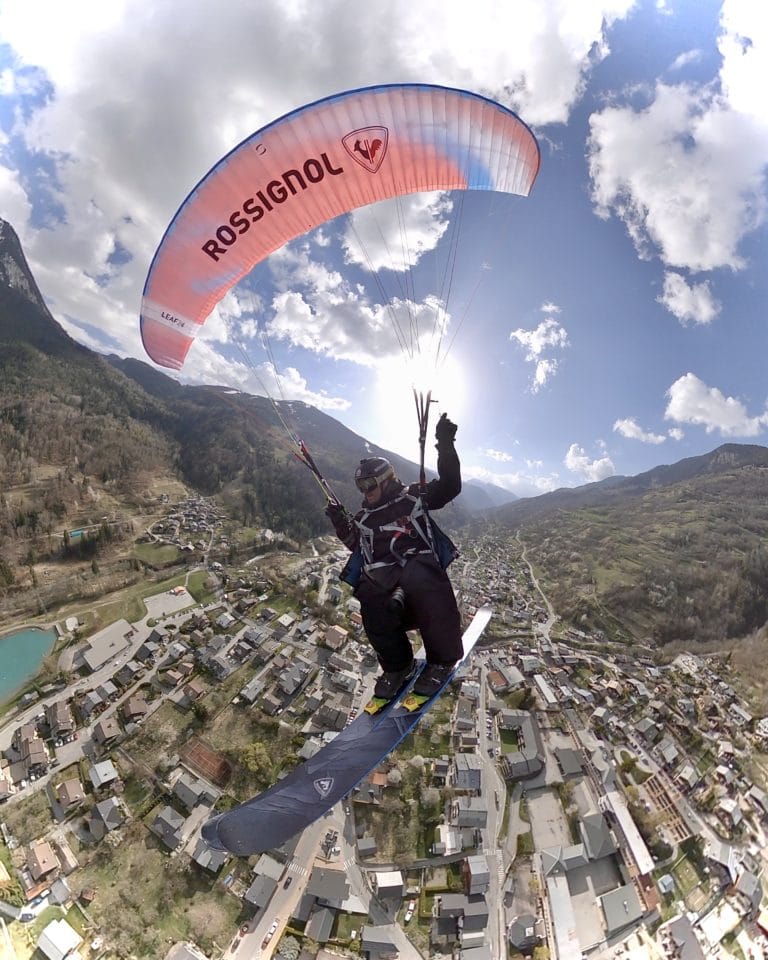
<box><xmin>1</xmin><ymin>0</ymin><xmax>767</xmax><ymax>498</ymax></box>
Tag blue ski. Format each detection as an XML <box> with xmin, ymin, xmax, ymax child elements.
<box><xmin>201</xmin><ymin>606</ymin><xmax>492</xmax><ymax>856</ymax></box>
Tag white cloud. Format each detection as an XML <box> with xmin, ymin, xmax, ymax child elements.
<box><xmin>0</xmin><ymin>0</ymin><xmax>636</xmax><ymax>376</ymax></box>
<box><xmin>509</xmin><ymin>308</ymin><xmax>569</xmax><ymax>392</ymax></box>
<box><xmin>665</xmin><ymin>372</ymin><xmax>768</xmax><ymax>436</ymax></box>
<box><xmin>564</xmin><ymin>442</ymin><xmax>616</xmax><ymax>481</ymax></box>
<box><xmin>669</xmin><ymin>50</ymin><xmax>703</xmax><ymax>72</ymax></box>
<box><xmin>588</xmin><ymin>3</ymin><xmax>768</xmax><ymax>274</ymax></box>
<box><xmin>182</xmin><ymin>338</ymin><xmax>351</xmax><ymax>412</ymax></box>
<box><xmin>667</xmin><ymin>426</ymin><xmax>684</xmax><ymax>440</ymax></box>
<box><xmin>463</xmin><ymin>462</ymin><xmax>561</xmax><ymax>498</ymax></box>
<box><xmin>657</xmin><ymin>271</ymin><xmax>721</xmax><ymax>325</ymax></box>
<box><xmin>262</xmin><ymin>244</ymin><xmax>447</xmax><ymax>367</ymax></box>
<box><xmin>613</xmin><ymin>417</ymin><xmax>666</xmax><ymax>444</ymax></box>
<box><xmin>342</xmin><ymin>192</ymin><xmax>452</xmax><ymax>273</ymax></box>
<box><xmin>0</xmin><ymin>164</ymin><xmax>32</xmax><ymax>235</ymax></box>
<box><xmin>483</xmin><ymin>448</ymin><xmax>515</xmax><ymax>462</ymax></box>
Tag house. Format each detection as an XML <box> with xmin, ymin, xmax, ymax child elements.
<box><xmin>432</xmin><ymin>757</ymin><xmax>450</xmax><ymax>784</ymax></box>
<box><xmin>508</xmin><ymin>913</ymin><xmax>542</xmax><ymax>953</ymax></box>
<box><xmin>324</xmin><ymin>625</ymin><xmax>348</xmax><ymax>650</ymax></box>
<box><xmin>313</xmin><ymin>702</ymin><xmax>346</xmax><ymax>731</ymax></box>
<box><xmin>21</xmin><ymin>735</ymin><xmax>50</xmax><ymax>777</ymax></box>
<box><xmin>173</xmin><ymin>771</ymin><xmax>216</xmax><ymax>811</ymax></box>
<box><xmin>746</xmin><ymin>784</ymin><xmax>768</xmax><ymax>819</ymax></box>
<box><xmin>361</xmin><ymin>925</ymin><xmax>399</xmax><ymax>958</ymax></box>
<box><xmin>453</xmin><ymin>754</ymin><xmax>483</xmax><ymax>792</ymax></box>
<box><xmin>306</xmin><ymin>865</ymin><xmax>350</xmax><ymax>903</ymax></box>
<box><xmin>452</xmin><ymin>796</ymin><xmax>487</xmax><ymax>829</ymax></box>
<box><xmin>147</xmin><ymin>627</ymin><xmax>167</xmax><ymax>645</ymax></box>
<box><xmin>56</xmin><ymin>778</ymin><xmax>86</xmax><ymax>812</ymax></box>
<box><xmin>600</xmin><ymin>883</ymin><xmax>644</xmax><ymax>936</ymax></box>
<box><xmin>88</xmin><ymin>797</ymin><xmax>124</xmax><ymax>840</ymax></box>
<box><xmin>579</xmin><ymin>812</ymin><xmax>617</xmax><ymax>860</ymax></box>
<box><xmin>554</xmin><ymin>747</ymin><xmax>584</xmax><ymax>779</ymax></box>
<box><xmin>122</xmin><ymin>693</ymin><xmax>150</xmax><ymax>723</ymax></box>
<box><xmin>165</xmin><ymin>639</ymin><xmax>191</xmax><ymax>661</ymax></box>
<box><xmin>519</xmin><ymin>655</ymin><xmax>542</xmax><ymax>674</ymax></box>
<box><xmin>37</xmin><ymin>918</ymin><xmax>82</xmax><ymax>960</ymax></box>
<box><xmin>463</xmin><ymin>855</ymin><xmax>490</xmax><ymax>895</ymax></box>
<box><xmin>115</xmin><ymin>660</ymin><xmax>142</xmax><ymax>688</ymax></box>
<box><xmin>79</xmin><ymin>690</ymin><xmax>104</xmax><ymax>718</ymax></box>
<box><xmin>703</xmin><ymin>838</ymin><xmax>740</xmax><ymax>884</ymax></box>
<box><xmin>88</xmin><ymin>759</ymin><xmax>119</xmax><ymax>791</ymax></box>
<box><xmin>277</xmin><ymin>661</ymin><xmax>312</xmax><ymax>696</ymax></box>
<box><xmin>136</xmin><ymin>640</ymin><xmax>161</xmax><ymax>663</ymax></box>
<box><xmin>244</xmin><ymin>873</ymin><xmax>278</xmax><ymax>914</ymax></box>
<box><xmin>239</xmin><ymin>676</ymin><xmax>266</xmax><ymax>704</ymax></box>
<box><xmin>96</xmin><ymin>680</ymin><xmax>120</xmax><ymax>702</ymax></box>
<box><xmin>151</xmin><ymin>805</ymin><xmax>186</xmax><ymax>850</ymax></box>
<box><xmin>182</xmin><ymin>678</ymin><xmax>206</xmax><ymax>703</ymax></box>
<box><xmin>433</xmin><ymin>893</ymin><xmax>489</xmax><ymax>940</ymax></box>
<box><xmin>540</xmin><ymin>844</ymin><xmax>589</xmax><ymax>876</ymax></box>
<box><xmin>716</xmin><ymin>796</ymin><xmax>743</xmax><ymax>831</ymax></box>
<box><xmin>190</xmin><ymin>837</ymin><xmax>228</xmax><ymax>873</ymax></box>
<box><xmin>357</xmin><ymin>836</ymin><xmax>378</xmax><ymax>858</ymax></box>
<box><xmin>373</xmin><ymin>870</ymin><xmax>404</xmax><ymax>900</ymax></box>
<box><xmin>661</xmin><ymin>916</ymin><xmax>706</xmax><ymax>960</ymax></box>
<box><xmin>0</xmin><ymin>769</ymin><xmax>11</xmax><ymax>803</ymax></box>
<box><xmin>92</xmin><ymin>716</ymin><xmax>121</xmax><ymax>748</ymax></box>
<box><xmin>728</xmin><ymin>703</ymin><xmax>753</xmax><ymax>727</ymax></box>
<box><xmin>734</xmin><ymin>868</ymin><xmax>763</xmax><ymax>917</ymax></box>
<box><xmin>635</xmin><ymin>717</ymin><xmax>660</xmax><ymax>743</ymax></box>
<box><xmin>497</xmin><ymin>711</ymin><xmax>545</xmax><ymax>780</ymax></box>
<box><xmin>676</xmin><ymin>763</ymin><xmax>699</xmax><ymax>791</ymax></box>
<box><xmin>28</xmin><ymin>839</ymin><xmax>60</xmax><ymax>883</ymax></box>
<box><xmin>45</xmin><ymin>701</ymin><xmax>74</xmax><ymax>740</ymax></box>
<box><xmin>305</xmin><ymin>906</ymin><xmax>335</xmax><ymax>944</ymax></box>
<box><xmin>657</xmin><ymin>737</ymin><xmax>680</xmax><ymax>768</ymax></box>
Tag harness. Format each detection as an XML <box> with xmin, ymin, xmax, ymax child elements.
<box><xmin>357</xmin><ymin>493</ymin><xmax>434</xmax><ymax>570</ymax></box>
<box><xmin>338</xmin><ymin>491</ymin><xmax>458</xmax><ymax>589</ymax></box>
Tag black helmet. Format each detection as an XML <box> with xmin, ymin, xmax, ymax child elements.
<box><xmin>355</xmin><ymin>457</ymin><xmax>395</xmax><ymax>493</ymax></box>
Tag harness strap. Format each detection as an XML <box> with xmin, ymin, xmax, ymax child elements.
<box><xmin>354</xmin><ymin>493</ymin><xmax>439</xmax><ymax>569</ymax></box>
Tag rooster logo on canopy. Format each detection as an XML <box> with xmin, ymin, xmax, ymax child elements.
<box><xmin>343</xmin><ymin>126</ymin><xmax>389</xmax><ymax>173</ymax></box>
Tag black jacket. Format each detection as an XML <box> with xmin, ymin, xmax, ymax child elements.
<box><xmin>330</xmin><ymin>441</ymin><xmax>460</xmax><ymax>569</ymax></box>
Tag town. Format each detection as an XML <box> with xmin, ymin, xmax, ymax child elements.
<box><xmin>0</xmin><ymin>496</ymin><xmax>767</xmax><ymax>960</ymax></box>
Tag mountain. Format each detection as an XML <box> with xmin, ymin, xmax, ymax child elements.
<box><xmin>494</xmin><ymin>444</ymin><xmax>768</xmax><ymax>523</ymax></box>
<box><xmin>4</xmin><ymin>217</ymin><xmax>767</xmax><ymax>651</ymax></box>
<box><xmin>492</xmin><ymin>445</ymin><xmax>768</xmax><ymax>648</ymax></box>
<box><xmin>0</xmin><ymin>218</ymin><xmax>499</xmax><ymax>607</ymax></box>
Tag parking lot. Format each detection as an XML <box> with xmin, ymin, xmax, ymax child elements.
<box><xmin>526</xmin><ymin>786</ymin><xmax>572</xmax><ymax>849</ymax></box>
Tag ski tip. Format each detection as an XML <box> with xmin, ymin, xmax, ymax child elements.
<box><xmin>201</xmin><ymin>814</ymin><xmax>229</xmax><ymax>852</ymax></box>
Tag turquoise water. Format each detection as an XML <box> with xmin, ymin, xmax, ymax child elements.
<box><xmin>0</xmin><ymin>627</ymin><xmax>56</xmax><ymax>703</ymax></box>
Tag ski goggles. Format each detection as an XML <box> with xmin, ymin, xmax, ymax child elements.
<box><xmin>355</xmin><ymin>475</ymin><xmax>381</xmax><ymax>493</ymax></box>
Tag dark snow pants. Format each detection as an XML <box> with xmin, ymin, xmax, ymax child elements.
<box><xmin>355</xmin><ymin>556</ymin><xmax>463</xmax><ymax>672</ymax></box>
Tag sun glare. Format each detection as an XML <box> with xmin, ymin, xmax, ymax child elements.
<box><xmin>373</xmin><ymin>353</ymin><xmax>466</xmax><ymax>465</ymax></box>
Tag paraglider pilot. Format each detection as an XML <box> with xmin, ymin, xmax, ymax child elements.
<box><xmin>325</xmin><ymin>413</ymin><xmax>463</xmax><ymax>700</ymax></box>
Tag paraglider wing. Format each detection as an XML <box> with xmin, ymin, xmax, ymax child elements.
<box><xmin>140</xmin><ymin>83</ymin><xmax>540</xmax><ymax>370</ymax></box>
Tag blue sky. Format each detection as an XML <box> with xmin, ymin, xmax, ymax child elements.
<box><xmin>1</xmin><ymin>0</ymin><xmax>766</xmax><ymax>497</ymax></box>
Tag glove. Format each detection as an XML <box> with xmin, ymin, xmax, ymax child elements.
<box><xmin>435</xmin><ymin>413</ymin><xmax>457</xmax><ymax>444</ymax></box>
<box><xmin>325</xmin><ymin>501</ymin><xmax>347</xmax><ymax>525</ymax></box>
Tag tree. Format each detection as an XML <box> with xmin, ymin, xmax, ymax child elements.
<box><xmin>242</xmin><ymin>742</ymin><xmax>272</xmax><ymax>780</ymax></box>
<box><xmin>192</xmin><ymin>701</ymin><xmax>210</xmax><ymax>722</ymax></box>
<box><xmin>276</xmin><ymin>935</ymin><xmax>301</xmax><ymax>960</ymax></box>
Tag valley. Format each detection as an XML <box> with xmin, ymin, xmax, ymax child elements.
<box><xmin>0</xmin><ymin>494</ymin><xmax>766</xmax><ymax>960</ymax></box>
